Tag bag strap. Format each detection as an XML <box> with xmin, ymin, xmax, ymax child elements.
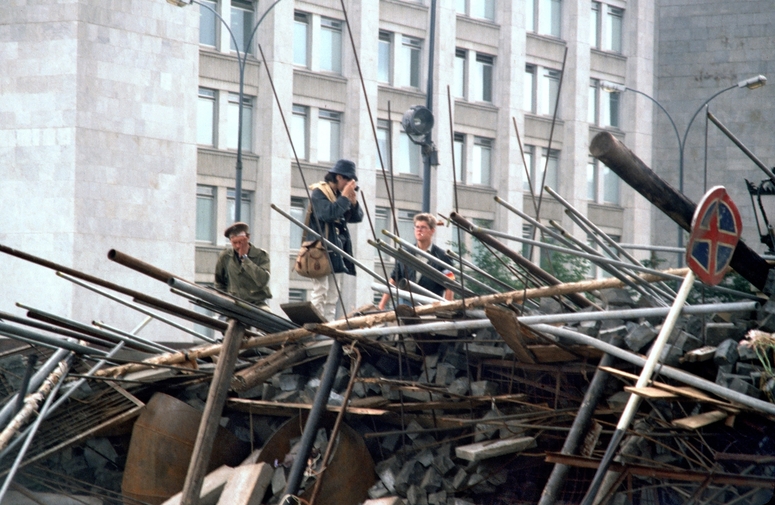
<box><xmin>302</xmin><ymin>204</ymin><xmax>329</xmax><ymax>244</ymax></box>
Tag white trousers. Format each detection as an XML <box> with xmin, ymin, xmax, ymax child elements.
<box><xmin>310</xmin><ymin>273</ymin><xmax>343</xmax><ymax>322</ymax></box>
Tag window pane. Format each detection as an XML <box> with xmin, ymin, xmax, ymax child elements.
<box><xmin>472</xmin><ymin>218</ymin><xmax>493</xmax><ymax>259</ymax></box>
<box><xmin>539</xmin><ymin>148</ymin><xmax>559</xmax><ymax>189</ymax></box>
<box><xmin>397</xmin><ymin>209</ymin><xmax>417</xmax><ymax>241</ymax></box>
<box><xmin>472</xmin><ymin>137</ymin><xmax>492</xmax><ymax>186</ymax></box>
<box><xmin>454</xmin><ymin>49</ymin><xmax>466</xmax><ymax>98</ymax></box>
<box><xmin>473</xmin><ymin>54</ymin><xmax>493</xmax><ymax>103</ymax></box>
<box><xmin>471</xmin><ymin>0</ymin><xmax>495</xmax><ymax>21</ymax></box>
<box><xmin>227</xmin><ymin>189</ymin><xmax>252</xmax><ymax>228</ymax></box>
<box><xmin>226</xmin><ymin>93</ymin><xmax>252</xmax><ymax>151</ymax></box>
<box><xmin>197</xmin><ymin>88</ymin><xmax>215</xmax><ymax>146</ymax></box>
<box><xmin>377</xmin><ymin>119</ymin><xmax>391</xmax><ymax>169</ymax></box>
<box><xmin>588</xmin><ymin>79</ymin><xmax>598</xmax><ymax>124</ymax></box>
<box><xmin>230</xmin><ymin>1</ymin><xmax>254</xmax><ymax>54</ymax></box>
<box><xmin>397</xmin><ymin>36</ymin><xmax>421</xmax><ymax>88</ymax></box>
<box><xmin>602</xmin><ymin>166</ymin><xmax>619</xmax><ymax>204</ymax></box>
<box><xmin>290</xmin><ymin>197</ymin><xmax>308</xmax><ymax>249</ymax></box>
<box><xmin>320</xmin><ymin>18</ymin><xmax>342</xmax><ymax>74</ymax></box>
<box><xmin>398</xmin><ymin>131</ymin><xmax>420</xmax><ymax>175</ymax></box>
<box><xmin>586</xmin><ymin>159</ymin><xmax>597</xmax><ymax>200</ymax></box>
<box><xmin>526</xmin><ymin>0</ymin><xmax>535</xmax><ymax>32</ymax></box>
<box><xmin>456</xmin><ymin>0</ymin><xmax>466</xmax><ymax>14</ymax></box>
<box><xmin>524</xmin><ymin>65</ymin><xmax>535</xmax><ymax>112</ymax></box>
<box><xmin>378</xmin><ymin>32</ymin><xmax>391</xmax><ymax>84</ymax></box>
<box><xmin>196</xmin><ymin>185</ymin><xmax>215</xmax><ymax>242</ymax></box>
<box><xmin>199</xmin><ymin>0</ymin><xmax>217</xmax><ymax>47</ymax></box>
<box><xmin>538</xmin><ymin>69</ymin><xmax>560</xmax><ymax>116</ymax></box>
<box><xmin>606</xmin><ymin>7</ymin><xmax>623</xmax><ymax>53</ymax></box>
<box><xmin>375</xmin><ymin>207</ymin><xmax>389</xmax><ymax>256</ymax></box>
<box><xmin>318</xmin><ymin>110</ymin><xmax>341</xmax><ymax>163</ymax></box>
<box><xmin>293</xmin><ymin>13</ymin><xmax>308</xmax><ymax>66</ymax></box>
<box><xmin>539</xmin><ymin>0</ymin><xmax>561</xmax><ymax>37</ymax></box>
<box><xmin>291</xmin><ymin>105</ymin><xmax>307</xmax><ymax>160</ymax></box>
<box><xmin>522</xmin><ymin>146</ymin><xmax>534</xmax><ymax>191</ymax></box>
<box><xmin>602</xmin><ymin>91</ymin><xmax>620</xmax><ymax>128</ymax></box>
<box><xmin>590</xmin><ymin>2</ymin><xmax>600</xmax><ymax>48</ymax></box>
<box><xmin>453</xmin><ymin>133</ymin><xmax>465</xmax><ymax>183</ymax></box>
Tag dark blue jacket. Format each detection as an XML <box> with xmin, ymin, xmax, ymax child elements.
<box><xmin>308</xmin><ymin>184</ymin><xmax>363</xmax><ymax>275</ymax></box>
<box><xmin>390</xmin><ymin>243</ymin><xmax>452</xmax><ymax>296</ymax></box>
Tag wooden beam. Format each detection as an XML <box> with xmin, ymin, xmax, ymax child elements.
<box><xmin>455</xmin><ymin>436</ymin><xmax>536</xmax><ymax>462</ymax></box>
<box><xmin>672</xmin><ymin>410</ymin><xmax>727</xmax><ymax>430</ymax></box>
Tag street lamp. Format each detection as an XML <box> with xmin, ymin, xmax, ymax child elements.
<box><xmin>167</xmin><ymin>0</ymin><xmax>284</xmax><ymax>222</ymax></box>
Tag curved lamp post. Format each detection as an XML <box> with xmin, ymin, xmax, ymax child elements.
<box><xmin>601</xmin><ymin>75</ymin><xmax>766</xmax><ymax>262</ymax></box>
<box><xmin>167</xmin><ymin>0</ymin><xmax>284</xmax><ymax>222</ymax></box>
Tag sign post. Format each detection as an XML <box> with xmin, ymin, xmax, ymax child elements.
<box><xmin>580</xmin><ymin>186</ymin><xmax>743</xmax><ymax>505</ymax></box>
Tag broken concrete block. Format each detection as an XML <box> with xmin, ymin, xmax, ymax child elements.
<box><xmin>450</xmin><ymin>467</ymin><xmax>468</xmax><ymax>491</ymax></box>
<box><xmin>375</xmin><ymin>457</ymin><xmax>400</xmax><ymax>493</ymax></box>
<box><xmin>270</xmin><ymin>466</ymin><xmax>286</xmax><ymax>496</ymax></box>
<box><xmin>538</xmin><ymin>297</ymin><xmax>564</xmax><ymax>314</ymax></box>
<box><xmin>162</xmin><ymin>465</ymin><xmax>234</xmax><ymax>505</ymax></box>
<box><xmin>428</xmin><ymin>490</ymin><xmax>447</xmax><ymax>505</ymax></box>
<box><xmin>714</xmin><ymin>339</ymin><xmax>739</xmax><ymax>367</ymax></box>
<box><xmin>368</xmin><ymin>480</ymin><xmax>391</xmax><ymax>499</ymax></box>
<box><xmin>470</xmin><ymin>380</ymin><xmax>497</xmax><ymax>397</ymax></box>
<box><xmin>216</xmin><ymin>463</ymin><xmax>272</xmax><ymax>505</ymax></box>
<box><xmin>728</xmin><ymin>377</ymin><xmax>761</xmax><ymax>399</ymax></box>
<box><xmin>406</xmin><ymin>420</ymin><xmax>424</xmax><ymax>440</ymax></box>
<box><xmin>465</xmin><ymin>344</ymin><xmax>506</xmax><ymax>359</ymax></box>
<box><xmin>406</xmin><ymin>484</ymin><xmax>428</xmax><ymax>505</ymax></box>
<box><xmin>599</xmin><ymin>288</ymin><xmax>634</xmax><ymax>306</ymax></box>
<box><xmin>416</xmin><ymin>448</ymin><xmax>434</xmax><ymax>468</ymax></box>
<box><xmin>658</xmin><ymin>344</ymin><xmax>683</xmax><ymax>367</ymax></box>
<box><xmin>435</xmin><ymin>362</ymin><xmax>457</xmax><ymax>386</ymax></box>
<box><xmin>431</xmin><ymin>453</ymin><xmax>455</xmax><ymax>476</ymax></box>
<box><xmin>705</xmin><ymin>322</ymin><xmax>746</xmax><ymax>346</ymax></box>
<box><xmin>738</xmin><ymin>341</ymin><xmax>759</xmax><ymax>361</ymax></box>
<box><xmin>447</xmin><ymin>377</ymin><xmax>470</xmax><ymax>396</ymax></box>
<box><xmin>395</xmin><ymin>460</ymin><xmax>423</xmax><ymax>495</ymax></box>
<box><xmin>363</xmin><ymin>497</ymin><xmax>403</xmax><ymax>505</ymax></box>
<box><xmin>420</xmin><ymin>467</ymin><xmax>442</xmax><ymax>493</ymax></box>
<box><xmin>455</xmin><ymin>436</ymin><xmax>536</xmax><ymax>462</ymax></box>
<box><xmin>625</xmin><ymin>322</ymin><xmax>657</xmax><ymax>352</ymax></box>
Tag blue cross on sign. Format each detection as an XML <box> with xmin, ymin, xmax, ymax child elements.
<box><xmin>686</xmin><ymin>186</ymin><xmax>742</xmax><ymax>286</ymax></box>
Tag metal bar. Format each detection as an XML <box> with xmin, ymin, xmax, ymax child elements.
<box><xmin>0</xmin><ymin>322</ymin><xmax>105</xmax><ymax>357</ymax></box>
<box><xmin>371</xmin><ymin>283</ymin><xmax>439</xmax><ymax>306</ymax></box>
<box><xmin>397</xmin><ymin>279</ymin><xmax>446</xmax><ymax>301</ymax></box>
<box><xmin>58</xmin><ymin>271</ymin><xmax>215</xmax><ymax>344</ymax></box>
<box><xmin>617</xmin><ymin>243</ymin><xmax>685</xmax><ymax>253</ymax></box>
<box><xmin>446</xmin><ymin>249</ymin><xmax>520</xmax><ymax>292</ymax></box>
<box><xmin>13</xmin><ymin>355</ymin><xmax>37</xmax><ymax>417</ymax></box>
<box><xmin>706</xmin><ymin>111</ymin><xmax>775</xmax><ymax>183</ymax></box>
<box><xmin>528</xmin><ymin>323</ymin><xmax>775</xmax><ymax>416</ymax></box>
<box><xmin>92</xmin><ymin>321</ymin><xmax>174</xmax><ymax>354</ymax></box>
<box><xmin>283</xmin><ymin>341</ymin><xmax>344</xmax><ymax>502</ymax></box>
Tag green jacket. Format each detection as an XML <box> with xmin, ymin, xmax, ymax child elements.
<box><xmin>214</xmin><ymin>244</ymin><xmax>271</xmax><ymax>307</ymax></box>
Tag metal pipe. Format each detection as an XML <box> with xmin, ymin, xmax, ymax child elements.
<box><xmin>0</xmin><ymin>322</ymin><xmax>105</xmax><ymax>357</ymax></box>
<box><xmin>617</xmin><ymin>243</ymin><xmax>685</xmax><ymax>253</ymax></box>
<box><xmin>446</xmin><ymin>249</ymin><xmax>519</xmax><ymax>292</ymax></box>
<box><xmin>283</xmin><ymin>341</ymin><xmax>343</xmax><ymax>501</ymax></box>
<box><xmin>168</xmin><ymin>278</ymin><xmax>298</xmax><ymax>333</ymax></box>
<box><xmin>92</xmin><ymin>321</ymin><xmax>174</xmax><ymax>354</ymax></box>
<box><xmin>14</xmin><ymin>355</ymin><xmax>37</xmax><ymax>416</ymax></box>
<box><xmin>470</xmin><ymin>225</ymin><xmax>761</xmax><ymax>301</ymax></box>
<box><xmin>397</xmin><ymin>278</ymin><xmax>445</xmax><ymax>301</ymax></box>
<box><xmin>0</xmin><ymin>309</ymin><xmax>125</xmax><ymax>348</ymax></box>
<box><xmin>371</xmin><ymin>283</ymin><xmax>439</xmax><ymax>306</ymax></box>
<box><xmin>58</xmin><ymin>271</ymin><xmax>215</xmax><ymax>344</ymax></box>
<box><xmin>18</xmin><ymin>304</ymin><xmax>162</xmax><ymax>354</ymax></box>
<box><xmin>528</xmin><ymin>323</ymin><xmax>775</xmax><ymax>416</ymax></box>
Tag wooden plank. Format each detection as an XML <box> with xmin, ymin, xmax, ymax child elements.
<box><xmin>682</xmin><ymin>345</ymin><xmax>716</xmax><ymax>363</ymax></box>
<box><xmin>527</xmin><ymin>344</ymin><xmax>578</xmax><ymax>363</ymax></box>
<box><xmin>624</xmin><ymin>386</ymin><xmax>679</xmax><ymax>399</ymax></box>
<box><xmin>672</xmin><ymin>410</ymin><xmax>728</xmax><ymax>430</ymax></box>
<box><xmin>485</xmin><ymin>305</ymin><xmax>536</xmax><ymax>364</ymax></box>
<box><xmin>227</xmin><ymin>398</ymin><xmax>388</xmax><ymax>417</ymax></box>
<box><xmin>455</xmin><ymin>436</ymin><xmax>536</xmax><ymax>462</ymax></box>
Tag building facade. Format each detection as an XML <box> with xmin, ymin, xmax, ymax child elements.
<box><xmin>191</xmin><ymin>0</ymin><xmax>655</xmax><ymax>326</ymax></box>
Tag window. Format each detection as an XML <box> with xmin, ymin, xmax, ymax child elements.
<box><xmin>522</xmin><ymin>224</ymin><xmax>535</xmax><ymax>258</ymax></box>
<box><xmin>588</xmin><ymin>157</ymin><xmax>619</xmax><ymax>204</ymax></box>
<box><xmin>397</xmin><ymin>209</ymin><xmax>418</xmax><ymax>240</ymax></box>
<box><xmin>472</xmin><ymin>218</ymin><xmax>494</xmax><ymax>260</ymax></box>
<box><xmin>289</xmin><ymin>288</ymin><xmax>307</xmax><ymax>303</ymax></box>
<box><xmin>588</xmin><ymin>79</ymin><xmax>599</xmax><ymax>124</ymax></box>
<box><xmin>378</xmin><ymin>31</ymin><xmax>392</xmax><ymax>84</ymax></box>
<box><xmin>192</xmin><ymin>289</ymin><xmax>216</xmax><ymax>340</ymax></box>
<box><xmin>540</xmin><ymin>148</ymin><xmax>559</xmax><ymax>189</ymax></box>
<box><xmin>320</xmin><ymin>17</ymin><xmax>342</xmax><ymax>74</ymax></box>
<box><xmin>590</xmin><ymin>234</ymin><xmax>620</xmax><ymax>279</ymax></box>
<box><xmin>291</xmin><ymin>105</ymin><xmax>307</xmax><ymax>160</ymax></box>
<box><xmin>226</xmin><ymin>93</ymin><xmax>252</xmax><ymax>151</ymax></box>
<box><xmin>293</xmin><ymin>12</ymin><xmax>309</xmax><ymax>67</ymax></box>
<box><xmin>525</xmin><ymin>145</ymin><xmax>559</xmax><ymax>190</ymax></box>
<box><xmin>457</xmin><ymin>0</ymin><xmax>495</xmax><ymax>21</ymax></box>
<box><xmin>454</xmin><ymin>49</ymin><xmax>466</xmax><ymax>98</ymax></box>
<box><xmin>605</xmin><ymin>6</ymin><xmax>623</xmax><ymax>53</ymax></box>
<box><xmin>227</xmin><ymin>189</ymin><xmax>253</xmax><ymax>228</ymax></box>
<box><xmin>397</xmin><ymin>36</ymin><xmax>421</xmax><ymax>89</ymax></box>
<box><xmin>601</xmin><ymin>87</ymin><xmax>620</xmax><ymax>128</ymax></box>
<box><xmin>377</xmin><ymin>119</ymin><xmax>391</xmax><ymax>169</ymax></box>
<box><xmin>230</xmin><ymin>0</ymin><xmax>254</xmax><ymax>55</ymax></box>
<box><xmin>398</xmin><ymin>131</ymin><xmax>421</xmax><ymax>175</ymax></box>
<box><xmin>196</xmin><ymin>185</ymin><xmax>216</xmax><ymax>243</ymax></box>
<box><xmin>590</xmin><ymin>2</ymin><xmax>600</xmax><ymax>48</ymax></box>
<box><xmin>374</xmin><ymin>207</ymin><xmax>389</xmax><ymax>257</ymax></box>
<box><xmin>529</xmin><ymin>0</ymin><xmax>562</xmax><ymax>37</ymax></box>
<box><xmin>318</xmin><ymin>110</ymin><xmax>341</xmax><ymax>163</ymax></box>
<box><xmin>524</xmin><ymin>65</ymin><xmax>536</xmax><ymax>112</ymax></box>
<box><xmin>472</xmin><ymin>137</ymin><xmax>493</xmax><ymax>186</ymax></box>
<box><xmin>197</xmin><ymin>88</ymin><xmax>216</xmax><ymax>146</ymax></box>
<box><xmin>290</xmin><ymin>197</ymin><xmax>308</xmax><ymax>250</ymax></box>
<box><xmin>453</xmin><ymin>133</ymin><xmax>466</xmax><ymax>183</ymax></box>
<box><xmin>199</xmin><ymin>0</ymin><xmax>217</xmax><ymax>47</ymax></box>
<box><xmin>522</xmin><ymin>145</ymin><xmax>535</xmax><ymax>191</ymax></box>
<box><xmin>603</xmin><ymin>164</ymin><xmax>619</xmax><ymax>204</ymax></box>
<box><xmin>538</xmin><ymin>68</ymin><xmax>560</xmax><ymax>116</ymax></box>
<box><xmin>472</xmin><ymin>53</ymin><xmax>493</xmax><ymax>103</ymax></box>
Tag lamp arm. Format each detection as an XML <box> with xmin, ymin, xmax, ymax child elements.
<box><xmin>680</xmin><ymin>84</ymin><xmax>737</xmax><ymax>149</ymax></box>
<box><xmin>628</xmin><ymin>87</ymin><xmax>681</xmax><ymax>151</ymax></box>
<box><xmin>190</xmin><ymin>0</ymin><xmax>242</xmax><ymax>65</ymax></box>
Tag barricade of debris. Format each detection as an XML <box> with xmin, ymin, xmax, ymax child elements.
<box><xmin>0</xmin><ymin>133</ymin><xmax>774</xmax><ymax>505</ymax></box>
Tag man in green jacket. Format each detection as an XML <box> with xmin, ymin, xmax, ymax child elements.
<box><xmin>214</xmin><ymin>222</ymin><xmax>271</xmax><ymax>310</ymax></box>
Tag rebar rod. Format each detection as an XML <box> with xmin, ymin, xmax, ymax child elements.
<box><xmin>371</xmin><ymin>283</ymin><xmax>439</xmax><ymax>306</ymax></box>
<box><xmin>92</xmin><ymin>321</ymin><xmax>174</xmax><ymax>353</ymax></box>
<box><xmin>58</xmin><ymin>272</ymin><xmax>215</xmax><ymax>344</ymax></box>
<box><xmin>397</xmin><ymin>279</ymin><xmax>446</xmax><ymax>301</ymax></box>
<box><xmin>0</xmin><ymin>322</ymin><xmax>105</xmax><ymax>357</ymax></box>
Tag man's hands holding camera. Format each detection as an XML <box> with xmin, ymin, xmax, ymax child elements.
<box><xmin>342</xmin><ymin>179</ymin><xmax>359</xmax><ymax>205</ymax></box>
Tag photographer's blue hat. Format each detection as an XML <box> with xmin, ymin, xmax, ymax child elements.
<box><xmin>329</xmin><ymin>159</ymin><xmax>358</xmax><ymax>181</ymax></box>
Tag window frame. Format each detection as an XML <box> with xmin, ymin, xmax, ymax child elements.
<box><xmin>196</xmin><ymin>185</ymin><xmax>216</xmax><ymax>244</ymax></box>
<box><xmin>317</xmin><ymin>109</ymin><xmax>342</xmax><ymax>163</ymax></box>
<box><xmin>454</xmin><ymin>48</ymin><xmax>467</xmax><ymax>99</ymax></box>
<box><xmin>290</xmin><ymin>104</ymin><xmax>308</xmax><ymax>160</ymax></box>
<box><xmin>226</xmin><ymin>92</ymin><xmax>253</xmax><ymax>152</ymax></box>
<box><xmin>472</xmin><ymin>53</ymin><xmax>494</xmax><ymax>103</ymax></box>
<box><xmin>472</xmin><ymin>136</ymin><xmax>493</xmax><ymax>186</ymax></box>
<box><xmin>230</xmin><ymin>0</ymin><xmax>255</xmax><ymax>55</ymax></box>
<box><xmin>378</xmin><ymin>31</ymin><xmax>393</xmax><ymax>84</ymax></box>
<box><xmin>198</xmin><ymin>0</ymin><xmax>217</xmax><ymax>47</ymax></box>
<box><xmin>320</xmin><ymin>17</ymin><xmax>343</xmax><ymax>74</ymax></box>
<box><xmin>605</xmin><ymin>6</ymin><xmax>624</xmax><ymax>53</ymax></box>
<box><xmin>293</xmin><ymin>12</ymin><xmax>310</xmax><ymax>67</ymax></box>
<box><xmin>538</xmin><ymin>67</ymin><xmax>561</xmax><ymax>117</ymax></box>
<box><xmin>397</xmin><ymin>35</ymin><xmax>422</xmax><ymax>89</ymax></box>
<box><xmin>453</xmin><ymin>132</ymin><xmax>466</xmax><ymax>184</ymax></box>
<box><xmin>227</xmin><ymin>188</ymin><xmax>253</xmax><ymax>231</ymax></box>
<box><xmin>197</xmin><ymin>87</ymin><xmax>217</xmax><ymax>147</ymax></box>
